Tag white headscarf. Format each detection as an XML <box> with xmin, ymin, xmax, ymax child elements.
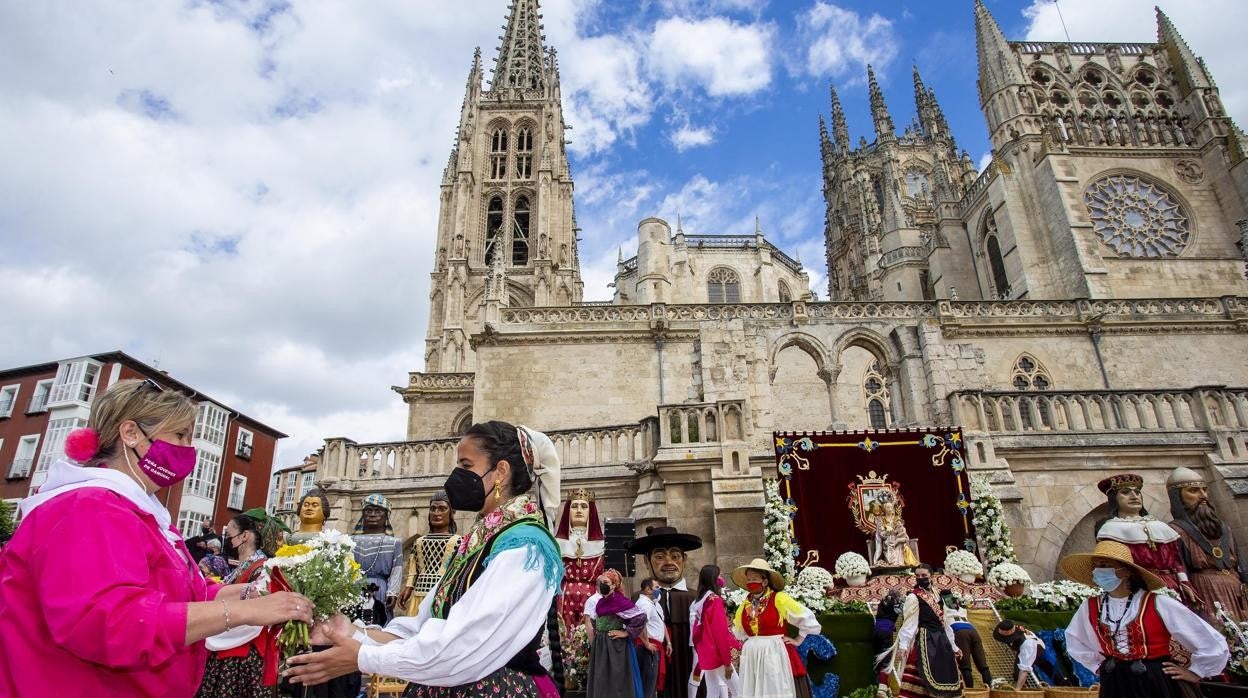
<box><xmin>517</xmin><ymin>425</ymin><xmax>561</xmax><ymax>530</ymax></box>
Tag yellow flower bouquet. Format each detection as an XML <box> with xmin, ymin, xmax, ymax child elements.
<box><xmin>259</xmin><ymin>530</ymin><xmax>364</xmax><ymax>656</ymax></box>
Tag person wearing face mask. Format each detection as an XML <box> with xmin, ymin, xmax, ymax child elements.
<box><xmin>0</xmin><ymin>379</ymin><xmax>312</xmax><ymax>697</ymax></box>
<box><xmin>284</xmin><ymin>420</ymin><xmax>565</xmax><ymax>698</ymax></box>
<box><xmin>1061</xmin><ymin>540</ymin><xmax>1228</xmax><ymax>697</ymax></box>
<box><xmin>886</xmin><ymin>564</ymin><xmax>961</xmax><ymax>698</ymax></box>
<box><xmin>731</xmin><ymin>559</ymin><xmax>820</xmax><ymax>698</ymax></box>
<box><xmin>585</xmin><ymin>569</ymin><xmax>648</xmax><ymax>698</ymax></box>
<box><xmin>634</xmin><ymin>578</ymin><xmax>669</xmax><ymax>698</ymax></box>
<box><xmin>690</xmin><ymin>566</ymin><xmax>740</xmax><ymax>698</ymax></box>
<box><xmin>197</xmin><ymin>510</ymin><xmax>286</xmax><ymax>698</ymax></box>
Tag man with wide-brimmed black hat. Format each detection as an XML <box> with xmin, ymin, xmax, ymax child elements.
<box><xmin>628</xmin><ymin>525</ymin><xmax>702</xmax><ymax>698</ymax></box>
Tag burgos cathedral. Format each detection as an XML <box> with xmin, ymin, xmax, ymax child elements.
<box><xmin>311</xmin><ymin>0</ymin><xmax>1248</xmax><ymax>582</ymax></box>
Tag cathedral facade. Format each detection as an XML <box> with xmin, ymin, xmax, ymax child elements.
<box><xmin>313</xmin><ymin>0</ymin><xmax>1248</xmax><ymax>582</ymax></box>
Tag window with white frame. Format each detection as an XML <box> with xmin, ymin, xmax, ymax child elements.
<box><xmin>27</xmin><ymin>380</ymin><xmax>52</xmax><ymax>414</ymax></box>
<box><xmin>176</xmin><ymin>509</ymin><xmax>211</xmax><ymax>538</ymax></box>
<box><xmin>48</xmin><ymin>360</ymin><xmax>101</xmax><ymax>406</ymax></box>
<box><xmin>0</xmin><ymin>385</ymin><xmax>18</xmax><ymax>418</ymax></box>
<box><xmin>282</xmin><ymin>473</ymin><xmax>296</xmax><ymax>509</ymax></box>
<box><xmin>300</xmin><ymin>472</ymin><xmax>315</xmax><ymax>499</ymax></box>
<box><xmin>184</xmin><ymin>450</ymin><xmax>222</xmax><ymax>499</ymax></box>
<box><xmin>227</xmin><ymin>474</ymin><xmax>247</xmax><ymax>510</ymax></box>
<box><xmin>235</xmin><ymin>427</ymin><xmax>254</xmax><ymax>459</ymax></box>
<box><xmin>37</xmin><ymin>417</ymin><xmax>88</xmax><ymax>470</ymax></box>
<box><xmin>8</xmin><ymin>434</ymin><xmax>40</xmax><ymax>479</ymax></box>
<box><xmin>194</xmin><ymin>403</ymin><xmax>228</xmax><ymax>447</ymax></box>
<box><xmin>267</xmin><ymin>474</ymin><xmax>281</xmax><ymax>512</ymax></box>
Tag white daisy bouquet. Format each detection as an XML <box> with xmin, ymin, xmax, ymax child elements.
<box><xmin>260</xmin><ymin>529</ymin><xmax>364</xmax><ymax>655</ymax></box>
<box><xmin>944</xmin><ymin>549</ymin><xmax>984</xmax><ymax>578</ymax></box>
<box><xmin>789</xmin><ymin>566</ymin><xmax>836</xmax><ymax>613</ymax></box>
<box><xmin>987</xmin><ymin>562</ymin><xmax>1031</xmax><ymax>588</ymax></box>
<box><xmin>834</xmin><ymin>552</ymin><xmax>871</xmax><ymax>579</ymax></box>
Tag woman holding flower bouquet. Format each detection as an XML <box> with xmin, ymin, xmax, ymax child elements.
<box><xmin>0</xmin><ymin>379</ymin><xmax>313</xmax><ymax>697</ymax></box>
<box><xmin>196</xmin><ymin>510</ymin><xmax>286</xmax><ymax>698</ymax></box>
<box><xmin>285</xmin><ymin>420</ymin><xmax>565</xmax><ymax>698</ymax></box>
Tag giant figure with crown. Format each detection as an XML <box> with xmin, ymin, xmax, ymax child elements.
<box><xmin>555</xmin><ymin>488</ymin><xmax>605</xmax><ymax>645</ymax></box>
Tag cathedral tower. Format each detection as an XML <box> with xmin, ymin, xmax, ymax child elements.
<box><xmin>424</xmin><ymin>0</ymin><xmax>582</xmax><ymax>375</ymax></box>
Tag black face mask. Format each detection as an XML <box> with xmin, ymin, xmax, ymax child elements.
<box><xmin>916</xmin><ymin>577</ymin><xmax>932</xmax><ymax>590</ymax></box>
<box><xmin>444</xmin><ymin>466</ymin><xmax>493</xmax><ymax>512</ymax></box>
<box><xmin>598</xmin><ymin>582</ymin><xmax>611</xmax><ymax>595</ymax></box>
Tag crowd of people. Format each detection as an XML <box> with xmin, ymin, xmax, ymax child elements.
<box><xmin>0</xmin><ymin>377</ymin><xmax>1244</xmax><ymax>698</ymax></box>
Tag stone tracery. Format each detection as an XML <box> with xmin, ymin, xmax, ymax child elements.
<box><xmin>1084</xmin><ymin>174</ymin><xmax>1190</xmax><ymax>257</ymax></box>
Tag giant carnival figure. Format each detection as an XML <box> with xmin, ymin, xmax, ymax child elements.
<box><xmin>1094</xmin><ymin>473</ymin><xmax>1198</xmax><ymax>605</ymax></box>
<box><xmin>1166</xmin><ymin>466</ymin><xmax>1248</xmax><ymax>621</ymax></box>
<box><xmin>353</xmin><ymin>493</ymin><xmax>405</xmax><ymax>625</ymax></box>
<box><xmin>288</xmin><ymin>488</ymin><xmax>330</xmax><ymax>544</ymax></box>
<box><xmin>555</xmin><ymin>487</ymin><xmax>606</xmax><ymax>641</ymax></box>
<box><xmin>398</xmin><ymin>491</ymin><xmax>462</xmax><ymax>617</ymax></box>
<box><xmin>628</xmin><ymin>525</ymin><xmax>703</xmax><ymax>698</ymax></box>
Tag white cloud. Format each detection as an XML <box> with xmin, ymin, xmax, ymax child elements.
<box><xmin>648</xmin><ymin>17</ymin><xmax>775</xmax><ymax>96</ymax></box>
<box><xmin>654</xmin><ymin>0</ymin><xmax>768</xmax><ymax>15</ymax></box>
<box><xmin>1020</xmin><ymin>0</ymin><xmax>1248</xmax><ymax>125</ymax></box>
<box><xmin>670</xmin><ymin>124</ymin><xmax>715</xmax><ymax>151</ymax></box>
<box><xmin>558</xmin><ymin>34</ymin><xmax>655</xmax><ymax>156</ymax></box>
<box><xmin>977</xmin><ymin>151</ymin><xmax>994</xmax><ymax>173</ymax></box>
<box><xmin>800</xmin><ymin>2</ymin><xmax>900</xmax><ymax>80</ymax></box>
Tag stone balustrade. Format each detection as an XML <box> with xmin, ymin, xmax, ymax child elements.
<box><xmin>1012</xmin><ymin>41</ymin><xmax>1151</xmax><ymax>56</ymax></box>
<box><xmin>952</xmin><ymin>387</ymin><xmax>1248</xmax><ymax>435</ymax></box>
<box><xmin>405</xmin><ymin>372</ymin><xmax>474</xmax><ymax>389</ymax></box>
<box><xmin>658</xmin><ymin>400</ymin><xmax>747</xmax><ymax>447</ymax></box>
<box><xmin>318</xmin><ymin>420</ymin><xmax>660</xmax><ymax>484</ymax></box>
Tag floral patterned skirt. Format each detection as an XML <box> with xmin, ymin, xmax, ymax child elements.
<box><xmin>403</xmin><ymin>667</ymin><xmax>540</xmax><ymax>698</ymax></box>
<box><xmin>196</xmin><ymin>645</ymin><xmax>275</xmax><ymax>698</ymax></box>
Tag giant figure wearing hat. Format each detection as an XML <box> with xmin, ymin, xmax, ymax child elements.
<box><xmin>1094</xmin><ymin>473</ymin><xmax>1198</xmax><ymax>605</ymax></box>
<box><xmin>353</xmin><ymin>493</ymin><xmax>405</xmax><ymax>625</ymax></box>
<box><xmin>1166</xmin><ymin>466</ymin><xmax>1248</xmax><ymax>622</ymax></box>
<box><xmin>554</xmin><ymin>487</ymin><xmax>606</xmax><ymax>649</ymax></box>
<box><xmin>628</xmin><ymin>525</ymin><xmax>702</xmax><ymax>698</ymax></box>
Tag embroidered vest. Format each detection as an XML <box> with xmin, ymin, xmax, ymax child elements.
<box><xmin>1087</xmin><ymin>593</ymin><xmax>1171</xmax><ymax>661</ymax></box>
<box><xmin>913</xmin><ymin>589</ymin><xmax>945</xmax><ymax>631</ymax></box>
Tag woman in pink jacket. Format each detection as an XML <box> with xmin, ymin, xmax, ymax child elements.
<box><xmin>0</xmin><ymin>378</ymin><xmax>312</xmax><ymax>697</ymax></box>
<box><xmin>691</xmin><ymin>565</ymin><xmax>742</xmax><ymax>698</ymax></box>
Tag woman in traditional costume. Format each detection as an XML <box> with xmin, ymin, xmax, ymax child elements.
<box><xmin>1094</xmin><ymin>473</ymin><xmax>1199</xmax><ymax>604</ymax></box>
<box><xmin>1061</xmin><ymin>539</ymin><xmax>1228</xmax><ymax>698</ymax></box>
<box><xmin>586</xmin><ymin>568</ymin><xmax>647</xmax><ymax>698</ymax></box>
<box><xmin>0</xmin><ymin>379</ymin><xmax>311</xmax><ymax>697</ymax></box>
<box><xmin>285</xmin><ymin>420</ymin><xmax>565</xmax><ymax>698</ymax></box>
<box><xmin>691</xmin><ymin>565</ymin><xmax>741</xmax><ymax>698</ymax></box>
<box><xmin>197</xmin><ymin>510</ymin><xmax>286</xmax><ymax>698</ymax></box>
<box><xmin>731</xmin><ymin>558</ymin><xmax>820</xmax><ymax>698</ymax></box>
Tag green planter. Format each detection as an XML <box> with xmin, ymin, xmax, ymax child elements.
<box><xmin>812</xmin><ymin>613</ymin><xmax>876</xmax><ymax>695</ymax></box>
<box><xmin>999</xmin><ymin>609</ymin><xmax>1076</xmax><ymax>630</ymax></box>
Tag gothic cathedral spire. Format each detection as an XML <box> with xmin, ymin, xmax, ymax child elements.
<box><xmin>867</xmin><ymin>65</ymin><xmax>894</xmax><ymax>141</ymax></box>
<box><xmin>1155</xmin><ymin>7</ymin><xmax>1213</xmax><ymax>96</ymax></box>
<box><xmin>493</xmin><ymin>0</ymin><xmax>548</xmax><ymax>92</ymax></box>
<box><xmin>974</xmin><ymin>0</ymin><xmax>1024</xmax><ymax>106</ymax></box>
<box><xmin>829</xmin><ymin>82</ymin><xmax>850</xmax><ymax>153</ymax></box>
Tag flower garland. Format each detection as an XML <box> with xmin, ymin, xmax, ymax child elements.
<box><xmin>970</xmin><ymin>474</ymin><xmax>1017</xmax><ymax>568</ymax></box>
<box><xmin>944</xmin><ymin>549</ymin><xmax>984</xmax><ymax>578</ymax></box>
<box><xmin>763</xmin><ymin>478</ymin><xmax>796</xmax><ymax>581</ymax></box>
<box><xmin>1026</xmin><ymin>580</ymin><xmax>1098</xmax><ymax>612</ymax></box>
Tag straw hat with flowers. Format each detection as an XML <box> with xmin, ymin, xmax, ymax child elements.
<box><xmin>731</xmin><ymin>558</ymin><xmax>787</xmax><ymax>591</ymax></box>
<box><xmin>1058</xmin><ymin>540</ymin><xmax>1165</xmax><ymax>591</ymax></box>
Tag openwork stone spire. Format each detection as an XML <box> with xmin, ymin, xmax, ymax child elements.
<box><xmin>974</xmin><ymin>0</ymin><xmax>1024</xmax><ymax>104</ymax></box>
<box><xmin>493</xmin><ymin>0</ymin><xmax>548</xmax><ymax>92</ymax></box>
<box><xmin>829</xmin><ymin>82</ymin><xmax>850</xmax><ymax>152</ymax></box>
<box><xmin>867</xmin><ymin>65</ymin><xmax>894</xmax><ymax>140</ymax></box>
<box><xmin>1155</xmin><ymin>7</ymin><xmax>1213</xmax><ymax>95</ymax></box>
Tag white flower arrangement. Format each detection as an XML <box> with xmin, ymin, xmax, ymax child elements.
<box><xmin>987</xmin><ymin>562</ymin><xmax>1032</xmax><ymax>588</ymax></box>
<box><xmin>1213</xmin><ymin>601</ymin><xmax>1248</xmax><ymax>678</ymax></box>
<box><xmin>1027</xmin><ymin>580</ymin><xmax>1098</xmax><ymax>611</ymax></box>
<box><xmin>834</xmin><ymin>552</ymin><xmax>871</xmax><ymax>579</ymax></box>
<box><xmin>724</xmin><ymin>587</ymin><xmax>748</xmax><ymax>614</ymax></box>
<box><xmin>788</xmin><ymin>566</ymin><xmax>836</xmax><ymax>613</ymax></box>
<box><xmin>762</xmin><ymin>479</ymin><xmax>796</xmax><ymax>581</ymax></box>
<box><xmin>970</xmin><ymin>474</ymin><xmax>1018</xmax><ymax>568</ymax></box>
<box><xmin>944</xmin><ymin>549</ymin><xmax>984</xmax><ymax>578</ymax></box>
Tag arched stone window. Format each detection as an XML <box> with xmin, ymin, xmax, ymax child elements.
<box><xmin>904</xmin><ymin>169</ymin><xmax>929</xmax><ymax>198</ymax></box>
<box><xmin>707</xmin><ymin>267</ymin><xmax>741</xmax><ymax>303</ymax></box>
<box><xmin>778</xmin><ymin>281</ymin><xmax>792</xmax><ymax>303</ymax></box>
<box><xmin>452</xmin><ymin>411</ymin><xmax>473</xmax><ymax>436</ymax></box>
<box><xmin>864</xmin><ymin>361</ymin><xmax>890</xmax><ymax>429</ymax></box>
<box><xmin>982</xmin><ymin>210</ymin><xmax>1010</xmax><ymax>299</ymax></box>
<box><xmin>489</xmin><ymin>128</ymin><xmax>508</xmax><ymax>180</ymax></box>
<box><xmin>1012</xmin><ymin>354</ymin><xmax>1052</xmax><ymax>429</ymax></box>
<box><xmin>512</xmin><ymin>195</ymin><xmax>530</xmax><ymax>266</ymax></box>
<box><xmin>515</xmin><ymin>127</ymin><xmax>533</xmax><ymax>179</ymax></box>
<box><xmin>485</xmin><ymin>196</ymin><xmax>504</xmax><ymax>266</ymax></box>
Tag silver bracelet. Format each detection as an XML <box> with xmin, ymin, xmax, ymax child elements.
<box><xmin>220</xmin><ymin>599</ymin><xmax>232</xmax><ymax>631</ymax></box>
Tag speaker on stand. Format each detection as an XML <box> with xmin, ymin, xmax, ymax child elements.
<box><xmin>602</xmin><ymin>517</ymin><xmax>636</xmax><ymax>579</ymax></box>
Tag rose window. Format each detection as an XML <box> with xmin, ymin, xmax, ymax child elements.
<box><xmin>1083</xmin><ymin>174</ymin><xmax>1190</xmax><ymax>257</ymax></box>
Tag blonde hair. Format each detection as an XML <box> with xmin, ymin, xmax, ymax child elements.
<box><xmin>87</xmin><ymin>379</ymin><xmax>197</xmax><ymax>465</ymax></box>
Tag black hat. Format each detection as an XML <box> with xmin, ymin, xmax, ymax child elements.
<box><xmin>992</xmin><ymin>620</ymin><xmax>1023</xmax><ymax>644</ymax></box>
<box><xmin>627</xmin><ymin>525</ymin><xmax>702</xmax><ymax>555</ymax></box>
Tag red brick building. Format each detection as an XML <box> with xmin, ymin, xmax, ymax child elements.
<box><xmin>0</xmin><ymin>351</ymin><xmax>286</xmax><ymax>536</ymax></box>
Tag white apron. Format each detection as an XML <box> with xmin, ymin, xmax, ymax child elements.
<box><xmin>740</xmin><ymin>635</ymin><xmax>795</xmax><ymax>698</ymax></box>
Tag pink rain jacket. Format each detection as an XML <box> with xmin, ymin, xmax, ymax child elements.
<box><xmin>0</xmin><ymin>487</ymin><xmax>221</xmax><ymax>696</ymax></box>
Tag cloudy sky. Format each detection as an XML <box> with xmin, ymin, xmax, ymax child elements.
<box><xmin>2</xmin><ymin>0</ymin><xmax>1245</xmax><ymax>469</ymax></box>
